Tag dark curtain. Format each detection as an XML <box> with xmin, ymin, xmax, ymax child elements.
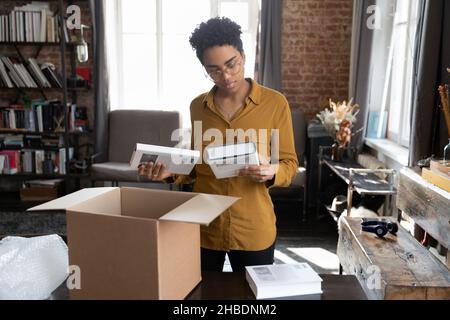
<box><xmin>409</xmin><ymin>0</ymin><xmax>450</xmax><ymax>166</ymax></box>
<box><xmin>90</xmin><ymin>0</ymin><xmax>110</xmax><ymax>162</ymax></box>
<box><xmin>256</xmin><ymin>0</ymin><xmax>282</xmax><ymax>91</ymax></box>
<box><xmin>349</xmin><ymin>0</ymin><xmax>376</xmax><ymax>150</ymax></box>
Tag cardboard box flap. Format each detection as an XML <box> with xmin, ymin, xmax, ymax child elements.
<box><xmin>27</xmin><ymin>187</ymin><xmax>118</xmax><ymax>212</ymax></box>
<box><xmin>159</xmin><ymin>193</ymin><xmax>239</xmax><ymax>226</ymax></box>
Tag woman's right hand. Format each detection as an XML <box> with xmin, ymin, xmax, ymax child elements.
<box><xmin>138</xmin><ymin>161</ymin><xmax>173</xmax><ymax>181</ymax></box>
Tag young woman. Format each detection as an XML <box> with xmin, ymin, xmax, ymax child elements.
<box><xmin>138</xmin><ymin>17</ymin><xmax>298</xmax><ymax>272</ymax></box>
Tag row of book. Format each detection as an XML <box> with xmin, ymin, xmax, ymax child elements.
<box><xmin>0</xmin><ymin>147</ymin><xmax>73</xmax><ymax>175</ymax></box>
<box><xmin>0</xmin><ymin>56</ymin><xmax>62</xmax><ymax>88</ymax></box>
<box><xmin>1</xmin><ymin>134</ymin><xmax>63</xmax><ymax>149</ymax></box>
<box><xmin>0</xmin><ymin>100</ymin><xmax>80</xmax><ymax>133</ymax></box>
<box><xmin>0</xmin><ymin>2</ymin><xmax>69</xmax><ymax>43</ymax></box>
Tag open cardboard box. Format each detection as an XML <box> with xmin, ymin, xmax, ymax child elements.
<box><xmin>28</xmin><ymin>187</ymin><xmax>239</xmax><ymax>300</ymax></box>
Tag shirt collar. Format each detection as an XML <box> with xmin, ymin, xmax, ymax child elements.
<box><xmin>202</xmin><ymin>78</ymin><xmax>262</xmax><ymax>109</ymax></box>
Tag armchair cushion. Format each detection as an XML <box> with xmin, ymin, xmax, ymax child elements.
<box><xmin>91</xmin><ymin>110</ymin><xmax>180</xmax><ymax>183</ymax></box>
<box><xmin>90</xmin><ymin>162</ymin><xmax>139</xmax><ymax>182</ymax></box>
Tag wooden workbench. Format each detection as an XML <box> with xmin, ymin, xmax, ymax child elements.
<box><xmin>337</xmin><ymin>216</ymin><xmax>450</xmax><ymax>299</ymax></box>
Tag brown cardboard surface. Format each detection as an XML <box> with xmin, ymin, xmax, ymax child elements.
<box><xmin>28</xmin><ymin>187</ymin><xmax>237</xmax><ymax>299</ymax></box>
<box><xmin>69</xmin><ymin>188</ymin><xmax>122</xmax><ymax>216</ymax></box>
<box><xmin>159</xmin><ymin>193</ymin><xmax>239</xmax><ymax>225</ymax></box>
<box><xmin>120</xmin><ymin>187</ymin><xmax>196</xmax><ymax>219</ymax></box>
<box><xmin>157</xmin><ymin>221</ymin><xmax>201</xmax><ymax>299</ymax></box>
<box><xmin>67</xmin><ymin>210</ymin><xmax>159</xmax><ymax>299</ymax></box>
<box><xmin>27</xmin><ymin>187</ymin><xmax>117</xmax><ymax>212</ymax></box>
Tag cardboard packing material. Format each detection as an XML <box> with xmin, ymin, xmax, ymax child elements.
<box><xmin>28</xmin><ymin>187</ymin><xmax>238</xmax><ymax>300</ymax></box>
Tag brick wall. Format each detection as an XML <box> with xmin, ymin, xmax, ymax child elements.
<box><xmin>282</xmin><ymin>0</ymin><xmax>353</xmax><ymax>120</ymax></box>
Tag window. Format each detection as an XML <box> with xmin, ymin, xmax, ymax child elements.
<box><xmin>106</xmin><ymin>0</ymin><xmax>260</xmax><ymax>128</ymax></box>
<box><xmin>366</xmin><ymin>0</ymin><xmax>420</xmax><ymax>147</ymax></box>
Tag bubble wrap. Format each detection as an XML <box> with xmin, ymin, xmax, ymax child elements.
<box><xmin>0</xmin><ymin>234</ymin><xmax>69</xmax><ymax>300</ymax></box>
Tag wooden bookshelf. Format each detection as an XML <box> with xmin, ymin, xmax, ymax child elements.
<box><xmin>0</xmin><ymin>0</ymin><xmax>94</xmax><ymax>199</ymax></box>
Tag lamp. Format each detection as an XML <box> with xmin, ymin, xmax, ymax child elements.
<box><xmin>76</xmin><ymin>24</ymin><xmax>90</xmax><ymax>63</ymax></box>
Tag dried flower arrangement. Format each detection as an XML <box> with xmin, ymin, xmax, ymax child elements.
<box><xmin>316</xmin><ymin>98</ymin><xmax>360</xmax><ymax>147</ymax></box>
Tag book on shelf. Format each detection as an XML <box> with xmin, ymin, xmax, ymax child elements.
<box><xmin>0</xmin><ymin>2</ymin><xmax>71</xmax><ymax>44</ymax></box>
<box><xmin>0</xmin><ymin>150</ymin><xmax>20</xmax><ymax>174</ymax></box>
<box><xmin>245</xmin><ymin>263</ymin><xmax>323</xmax><ymax>299</ymax></box>
<box><xmin>0</xmin><ymin>55</ymin><xmax>64</xmax><ymax>89</ymax></box>
<box><xmin>0</xmin><ymin>154</ymin><xmax>5</xmax><ymax>173</ymax></box>
<box><xmin>0</xmin><ymin>100</ymin><xmax>77</xmax><ymax>133</ymax></box>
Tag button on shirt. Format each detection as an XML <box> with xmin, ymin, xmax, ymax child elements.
<box><xmin>173</xmin><ymin>78</ymin><xmax>298</xmax><ymax>251</ymax></box>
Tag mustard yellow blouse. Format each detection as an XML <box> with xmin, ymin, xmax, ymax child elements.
<box><xmin>172</xmin><ymin>78</ymin><xmax>298</xmax><ymax>251</ymax></box>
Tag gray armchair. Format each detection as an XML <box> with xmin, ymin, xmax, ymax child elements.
<box><xmin>90</xmin><ymin>109</ymin><xmax>181</xmax><ymax>186</ymax></box>
<box><xmin>269</xmin><ymin>108</ymin><xmax>307</xmax><ymax>221</ymax></box>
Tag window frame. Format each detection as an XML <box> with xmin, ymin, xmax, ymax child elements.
<box><xmin>108</xmin><ymin>0</ymin><xmax>260</xmax><ymax>128</ymax></box>
<box><xmin>366</xmin><ymin>0</ymin><xmax>420</xmax><ymax>149</ymax></box>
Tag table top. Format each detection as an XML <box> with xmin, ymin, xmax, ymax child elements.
<box><xmin>50</xmin><ymin>271</ymin><xmax>367</xmax><ymax>300</ymax></box>
<box><xmin>322</xmin><ymin>159</ymin><xmax>396</xmax><ymax>195</ymax></box>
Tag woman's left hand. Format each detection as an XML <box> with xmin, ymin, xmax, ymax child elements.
<box><xmin>238</xmin><ymin>155</ymin><xmax>278</xmax><ymax>183</ymax></box>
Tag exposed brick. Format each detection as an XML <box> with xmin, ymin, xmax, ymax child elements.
<box><xmin>281</xmin><ymin>0</ymin><xmax>353</xmax><ymax>119</ymax></box>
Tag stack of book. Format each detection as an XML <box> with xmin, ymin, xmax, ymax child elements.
<box><xmin>422</xmin><ymin>160</ymin><xmax>450</xmax><ymax>193</ymax></box>
<box><xmin>245</xmin><ymin>263</ymin><xmax>323</xmax><ymax>299</ymax></box>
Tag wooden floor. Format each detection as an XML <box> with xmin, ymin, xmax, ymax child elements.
<box><xmin>223</xmin><ymin>200</ymin><xmax>340</xmax><ymax>274</ymax></box>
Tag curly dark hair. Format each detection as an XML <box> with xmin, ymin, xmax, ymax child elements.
<box><xmin>189</xmin><ymin>17</ymin><xmax>244</xmax><ymax>64</ymax></box>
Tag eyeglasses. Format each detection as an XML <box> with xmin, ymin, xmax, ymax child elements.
<box><xmin>204</xmin><ymin>58</ymin><xmax>243</xmax><ymax>81</ymax></box>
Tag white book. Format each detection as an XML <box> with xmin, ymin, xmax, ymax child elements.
<box><xmin>245</xmin><ymin>263</ymin><xmax>323</xmax><ymax>299</ymax></box>
<box><xmin>0</xmin><ymin>16</ymin><xmax>4</xmax><ymax>42</ymax></box>
<box><xmin>22</xmin><ymin>150</ymin><xmax>33</xmax><ymax>173</ymax></box>
<box><xmin>205</xmin><ymin>142</ymin><xmax>260</xmax><ymax>179</ymax></box>
<box><xmin>36</xmin><ymin>104</ymin><xmax>43</xmax><ymax>132</ymax></box>
<box><xmin>29</xmin><ymin>58</ymin><xmax>51</xmax><ymax>87</ymax></box>
<box><xmin>0</xmin><ymin>155</ymin><xmax>5</xmax><ymax>174</ymax></box>
<box><xmin>13</xmin><ymin>63</ymin><xmax>30</xmax><ymax>87</ymax></box>
<box><xmin>0</xmin><ymin>60</ymin><xmax>14</xmax><ymax>88</ymax></box>
<box><xmin>10</xmin><ymin>12</ymin><xmax>15</xmax><ymax>42</ymax></box>
<box><xmin>40</xmin><ymin>9</ymin><xmax>46</xmax><ymax>42</ymax></box>
<box><xmin>8</xmin><ymin>109</ymin><xmax>16</xmax><ymax>129</ymax></box>
<box><xmin>130</xmin><ymin>143</ymin><xmax>200</xmax><ymax>175</ymax></box>
<box><xmin>59</xmin><ymin>148</ymin><xmax>66</xmax><ymax>174</ymax></box>
<box><xmin>34</xmin><ymin>150</ymin><xmax>45</xmax><ymax>174</ymax></box>
<box><xmin>2</xmin><ymin>57</ymin><xmax>24</xmax><ymax>87</ymax></box>
<box><xmin>5</xmin><ymin>15</ymin><xmax>9</xmax><ymax>41</ymax></box>
<box><xmin>19</xmin><ymin>64</ymin><xmax>37</xmax><ymax>87</ymax></box>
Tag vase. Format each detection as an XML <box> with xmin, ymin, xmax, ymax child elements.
<box><xmin>331</xmin><ymin>142</ymin><xmax>345</xmax><ymax>162</ymax></box>
<box><xmin>444</xmin><ymin>138</ymin><xmax>450</xmax><ymax>164</ymax></box>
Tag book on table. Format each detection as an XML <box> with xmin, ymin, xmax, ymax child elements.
<box><xmin>245</xmin><ymin>263</ymin><xmax>323</xmax><ymax>299</ymax></box>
